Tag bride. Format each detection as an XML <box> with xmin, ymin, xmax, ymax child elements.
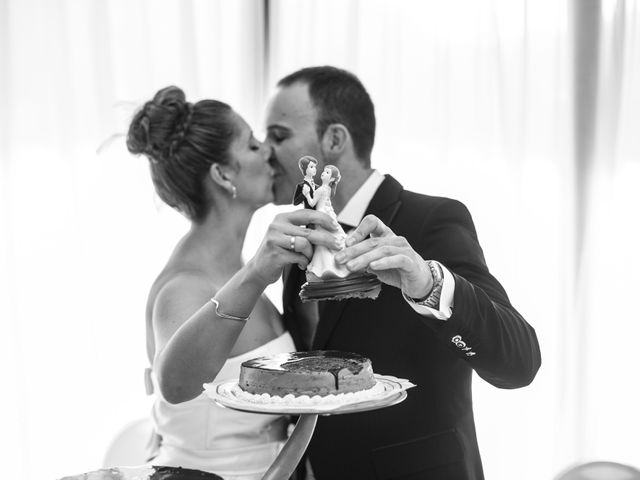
<box><xmin>126</xmin><ymin>86</ymin><xmax>337</xmax><ymax>480</ymax></box>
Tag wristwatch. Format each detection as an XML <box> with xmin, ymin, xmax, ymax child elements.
<box><xmin>403</xmin><ymin>260</ymin><xmax>444</xmax><ymax>310</ymax></box>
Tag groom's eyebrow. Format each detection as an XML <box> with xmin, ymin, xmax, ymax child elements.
<box><xmin>267</xmin><ymin>124</ymin><xmax>289</xmax><ymax>133</ymax></box>
<box><xmin>266</xmin><ymin>125</ymin><xmax>291</xmax><ymax>141</ymax></box>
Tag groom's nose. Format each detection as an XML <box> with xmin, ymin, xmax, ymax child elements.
<box><xmin>268</xmin><ymin>147</ymin><xmax>279</xmax><ymax>167</ymax></box>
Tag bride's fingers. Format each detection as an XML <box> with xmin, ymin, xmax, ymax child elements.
<box><xmin>279</xmin><ymin>249</ymin><xmax>310</xmax><ymax>270</ymax></box>
<box><xmin>283</xmin><ymin>209</ymin><xmax>339</xmax><ymax>232</ymax></box>
<box><xmin>296</xmin><ymin>238</ymin><xmax>314</xmax><ymax>261</ymax></box>
<box><xmin>306</xmin><ymin>230</ymin><xmax>344</xmax><ymax>250</ymax></box>
<box><xmin>282</xmin><ymin>235</ymin><xmax>313</xmax><ymax>260</ymax></box>
<box><xmin>271</xmin><ymin>223</ymin><xmax>312</xmax><ymax>238</ymax></box>
<box><xmin>292</xmin><ymin>253</ymin><xmax>310</xmax><ymax>271</ymax></box>
<box><xmin>273</xmin><ymin>222</ymin><xmax>342</xmax><ymax>250</ymax></box>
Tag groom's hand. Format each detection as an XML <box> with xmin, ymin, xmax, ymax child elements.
<box><xmin>335</xmin><ymin>214</ymin><xmax>433</xmax><ymax>298</ymax></box>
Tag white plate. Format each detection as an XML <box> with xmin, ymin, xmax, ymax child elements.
<box><xmin>203</xmin><ymin>374</ymin><xmax>415</xmax><ymax>416</ymax></box>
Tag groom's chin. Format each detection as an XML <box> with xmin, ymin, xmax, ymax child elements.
<box><xmin>272</xmin><ymin>180</ymin><xmax>294</xmax><ymax>205</ymax></box>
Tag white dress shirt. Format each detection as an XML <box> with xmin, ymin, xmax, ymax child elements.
<box><xmin>337</xmin><ymin>170</ymin><xmax>454</xmax><ymax>321</ymax></box>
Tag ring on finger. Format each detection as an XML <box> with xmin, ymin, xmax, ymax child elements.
<box><xmin>289</xmin><ymin>236</ymin><xmax>296</xmax><ymax>251</ymax></box>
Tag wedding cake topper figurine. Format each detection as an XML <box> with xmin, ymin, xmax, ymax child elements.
<box><xmin>303</xmin><ymin>164</ymin><xmax>350</xmax><ymax>280</ymax></box>
<box><xmin>294</xmin><ymin>156</ymin><xmax>381</xmax><ymax>302</ymax></box>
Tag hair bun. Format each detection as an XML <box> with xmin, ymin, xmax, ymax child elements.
<box><xmin>126</xmin><ymin>86</ymin><xmax>192</xmax><ymax>159</ymax></box>
<box><xmin>152</xmin><ymin>85</ymin><xmax>186</xmax><ymax>107</ymax></box>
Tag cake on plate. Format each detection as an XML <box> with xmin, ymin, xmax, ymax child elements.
<box><xmin>239</xmin><ymin>350</ymin><xmax>376</xmax><ymax>397</ymax></box>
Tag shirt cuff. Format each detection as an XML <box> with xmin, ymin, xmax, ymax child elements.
<box><xmin>403</xmin><ymin>261</ymin><xmax>455</xmax><ymax>321</ymax></box>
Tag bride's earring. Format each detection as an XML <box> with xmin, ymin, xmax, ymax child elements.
<box><xmin>231</xmin><ymin>185</ymin><xmax>237</xmax><ymax>199</ymax></box>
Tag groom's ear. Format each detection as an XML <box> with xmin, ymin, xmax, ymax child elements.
<box><xmin>321</xmin><ymin>124</ymin><xmax>348</xmax><ymax>157</ymax></box>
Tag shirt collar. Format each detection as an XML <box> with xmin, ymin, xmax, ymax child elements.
<box><xmin>337</xmin><ymin>170</ymin><xmax>385</xmax><ymax>228</ymax></box>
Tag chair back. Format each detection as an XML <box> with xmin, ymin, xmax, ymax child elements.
<box><xmin>103</xmin><ymin>417</ymin><xmax>155</xmax><ymax>467</ymax></box>
<box><xmin>555</xmin><ymin>461</ymin><xmax>640</xmax><ymax>480</ymax></box>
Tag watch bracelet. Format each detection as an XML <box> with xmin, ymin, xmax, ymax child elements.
<box><xmin>412</xmin><ymin>260</ymin><xmax>444</xmax><ymax>309</ymax></box>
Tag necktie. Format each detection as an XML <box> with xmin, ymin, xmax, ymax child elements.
<box><xmin>339</xmin><ymin>222</ymin><xmax>353</xmax><ymax>233</ymax></box>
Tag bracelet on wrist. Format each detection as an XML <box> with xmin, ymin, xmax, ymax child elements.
<box><xmin>210</xmin><ymin>298</ymin><xmax>249</xmax><ymax>323</ymax></box>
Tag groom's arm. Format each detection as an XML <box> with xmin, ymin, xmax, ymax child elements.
<box><xmin>292</xmin><ymin>183</ymin><xmax>304</xmax><ymax>205</ymax></box>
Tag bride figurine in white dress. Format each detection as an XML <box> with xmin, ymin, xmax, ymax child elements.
<box><xmin>303</xmin><ymin>165</ymin><xmax>351</xmax><ymax>280</ymax></box>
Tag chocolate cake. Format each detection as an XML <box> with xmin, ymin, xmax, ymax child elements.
<box><xmin>239</xmin><ymin>350</ymin><xmax>376</xmax><ymax>397</ymax></box>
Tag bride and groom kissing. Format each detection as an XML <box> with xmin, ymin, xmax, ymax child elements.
<box><xmin>127</xmin><ymin>65</ymin><xmax>540</xmax><ymax>480</ymax></box>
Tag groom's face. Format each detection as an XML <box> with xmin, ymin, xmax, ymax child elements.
<box><xmin>305</xmin><ymin>162</ymin><xmax>317</xmax><ymax>179</ymax></box>
<box><xmin>265</xmin><ymin>82</ymin><xmax>325</xmax><ymax>205</ymax></box>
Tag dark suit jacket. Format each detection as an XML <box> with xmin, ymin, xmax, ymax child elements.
<box><xmin>282</xmin><ymin>175</ymin><xmax>541</xmax><ymax>480</ymax></box>
<box><xmin>293</xmin><ymin>180</ymin><xmax>315</xmax><ymax>209</ymax></box>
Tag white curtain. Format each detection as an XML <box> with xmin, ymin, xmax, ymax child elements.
<box><xmin>1</xmin><ymin>1</ymin><xmax>639</xmax><ymax>479</ymax></box>
<box><xmin>268</xmin><ymin>0</ymin><xmax>640</xmax><ymax>478</ymax></box>
<box><xmin>572</xmin><ymin>0</ymin><xmax>640</xmax><ymax>465</ymax></box>
<box><xmin>0</xmin><ymin>1</ymin><xmax>266</xmax><ymax>479</ymax></box>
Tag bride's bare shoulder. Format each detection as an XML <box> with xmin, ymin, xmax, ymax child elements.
<box><xmin>149</xmin><ymin>267</ymin><xmax>213</xmax><ymax>307</ymax></box>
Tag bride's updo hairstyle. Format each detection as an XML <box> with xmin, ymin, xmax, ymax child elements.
<box><xmin>127</xmin><ymin>86</ymin><xmax>235</xmax><ymax>222</ymax></box>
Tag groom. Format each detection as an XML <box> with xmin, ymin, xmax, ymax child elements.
<box><xmin>266</xmin><ymin>66</ymin><xmax>541</xmax><ymax>480</ymax></box>
<box><xmin>292</xmin><ymin>155</ymin><xmax>318</xmax><ymax>209</ymax></box>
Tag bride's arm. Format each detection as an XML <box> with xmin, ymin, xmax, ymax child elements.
<box><xmin>153</xmin><ymin>209</ymin><xmax>340</xmax><ymax>404</ymax></box>
<box><xmin>151</xmin><ymin>270</ymin><xmax>262</xmax><ymax>404</ymax></box>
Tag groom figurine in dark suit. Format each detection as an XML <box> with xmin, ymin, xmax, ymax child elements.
<box><xmin>292</xmin><ymin>155</ymin><xmax>318</xmax><ymax>209</ymax></box>
<box><xmin>265</xmin><ymin>66</ymin><xmax>541</xmax><ymax>480</ymax></box>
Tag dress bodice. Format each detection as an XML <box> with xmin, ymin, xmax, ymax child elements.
<box><xmin>150</xmin><ymin>332</ymin><xmax>296</xmax><ymax>479</ymax></box>
<box><xmin>313</xmin><ymin>186</ymin><xmax>334</xmax><ymax>216</ymax></box>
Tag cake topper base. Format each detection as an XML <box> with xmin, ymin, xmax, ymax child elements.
<box><xmin>299</xmin><ymin>272</ymin><xmax>381</xmax><ymax>302</ymax></box>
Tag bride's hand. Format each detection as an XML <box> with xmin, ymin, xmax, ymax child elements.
<box><xmin>246</xmin><ymin>209</ymin><xmax>343</xmax><ymax>284</ymax></box>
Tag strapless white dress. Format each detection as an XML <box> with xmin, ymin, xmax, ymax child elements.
<box><xmin>150</xmin><ymin>332</ymin><xmax>296</xmax><ymax>480</ymax></box>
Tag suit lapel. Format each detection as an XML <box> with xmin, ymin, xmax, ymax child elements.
<box><xmin>282</xmin><ymin>263</ymin><xmax>295</xmax><ymax>293</ymax></box>
<box><xmin>282</xmin><ymin>264</ymin><xmax>305</xmax><ymax>349</ymax></box>
<box><xmin>312</xmin><ymin>175</ymin><xmax>404</xmax><ymax>349</ymax></box>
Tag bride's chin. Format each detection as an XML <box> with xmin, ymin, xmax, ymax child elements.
<box><xmin>251</xmin><ymin>195</ymin><xmax>275</xmax><ymax>210</ymax></box>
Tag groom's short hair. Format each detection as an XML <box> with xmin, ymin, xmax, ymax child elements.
<box><xmin>298</xmin><ymin>155</ymin><xmax>318</xmax><ymax>175</ymax></box>
<box><xmin>278</xmin><ymin>66</ymin><xmax>376</xmax><ymax>167</ymax></box>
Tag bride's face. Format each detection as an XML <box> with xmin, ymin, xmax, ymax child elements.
<box><xmin>226</xmin><ymin>112</ymin><xmax>274</xmax><ymax>207</ymax></box>
<box><xmin>320</xmin><ymin>167</ymin><xmax>332</xmax><ymax>184</ymax></box>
